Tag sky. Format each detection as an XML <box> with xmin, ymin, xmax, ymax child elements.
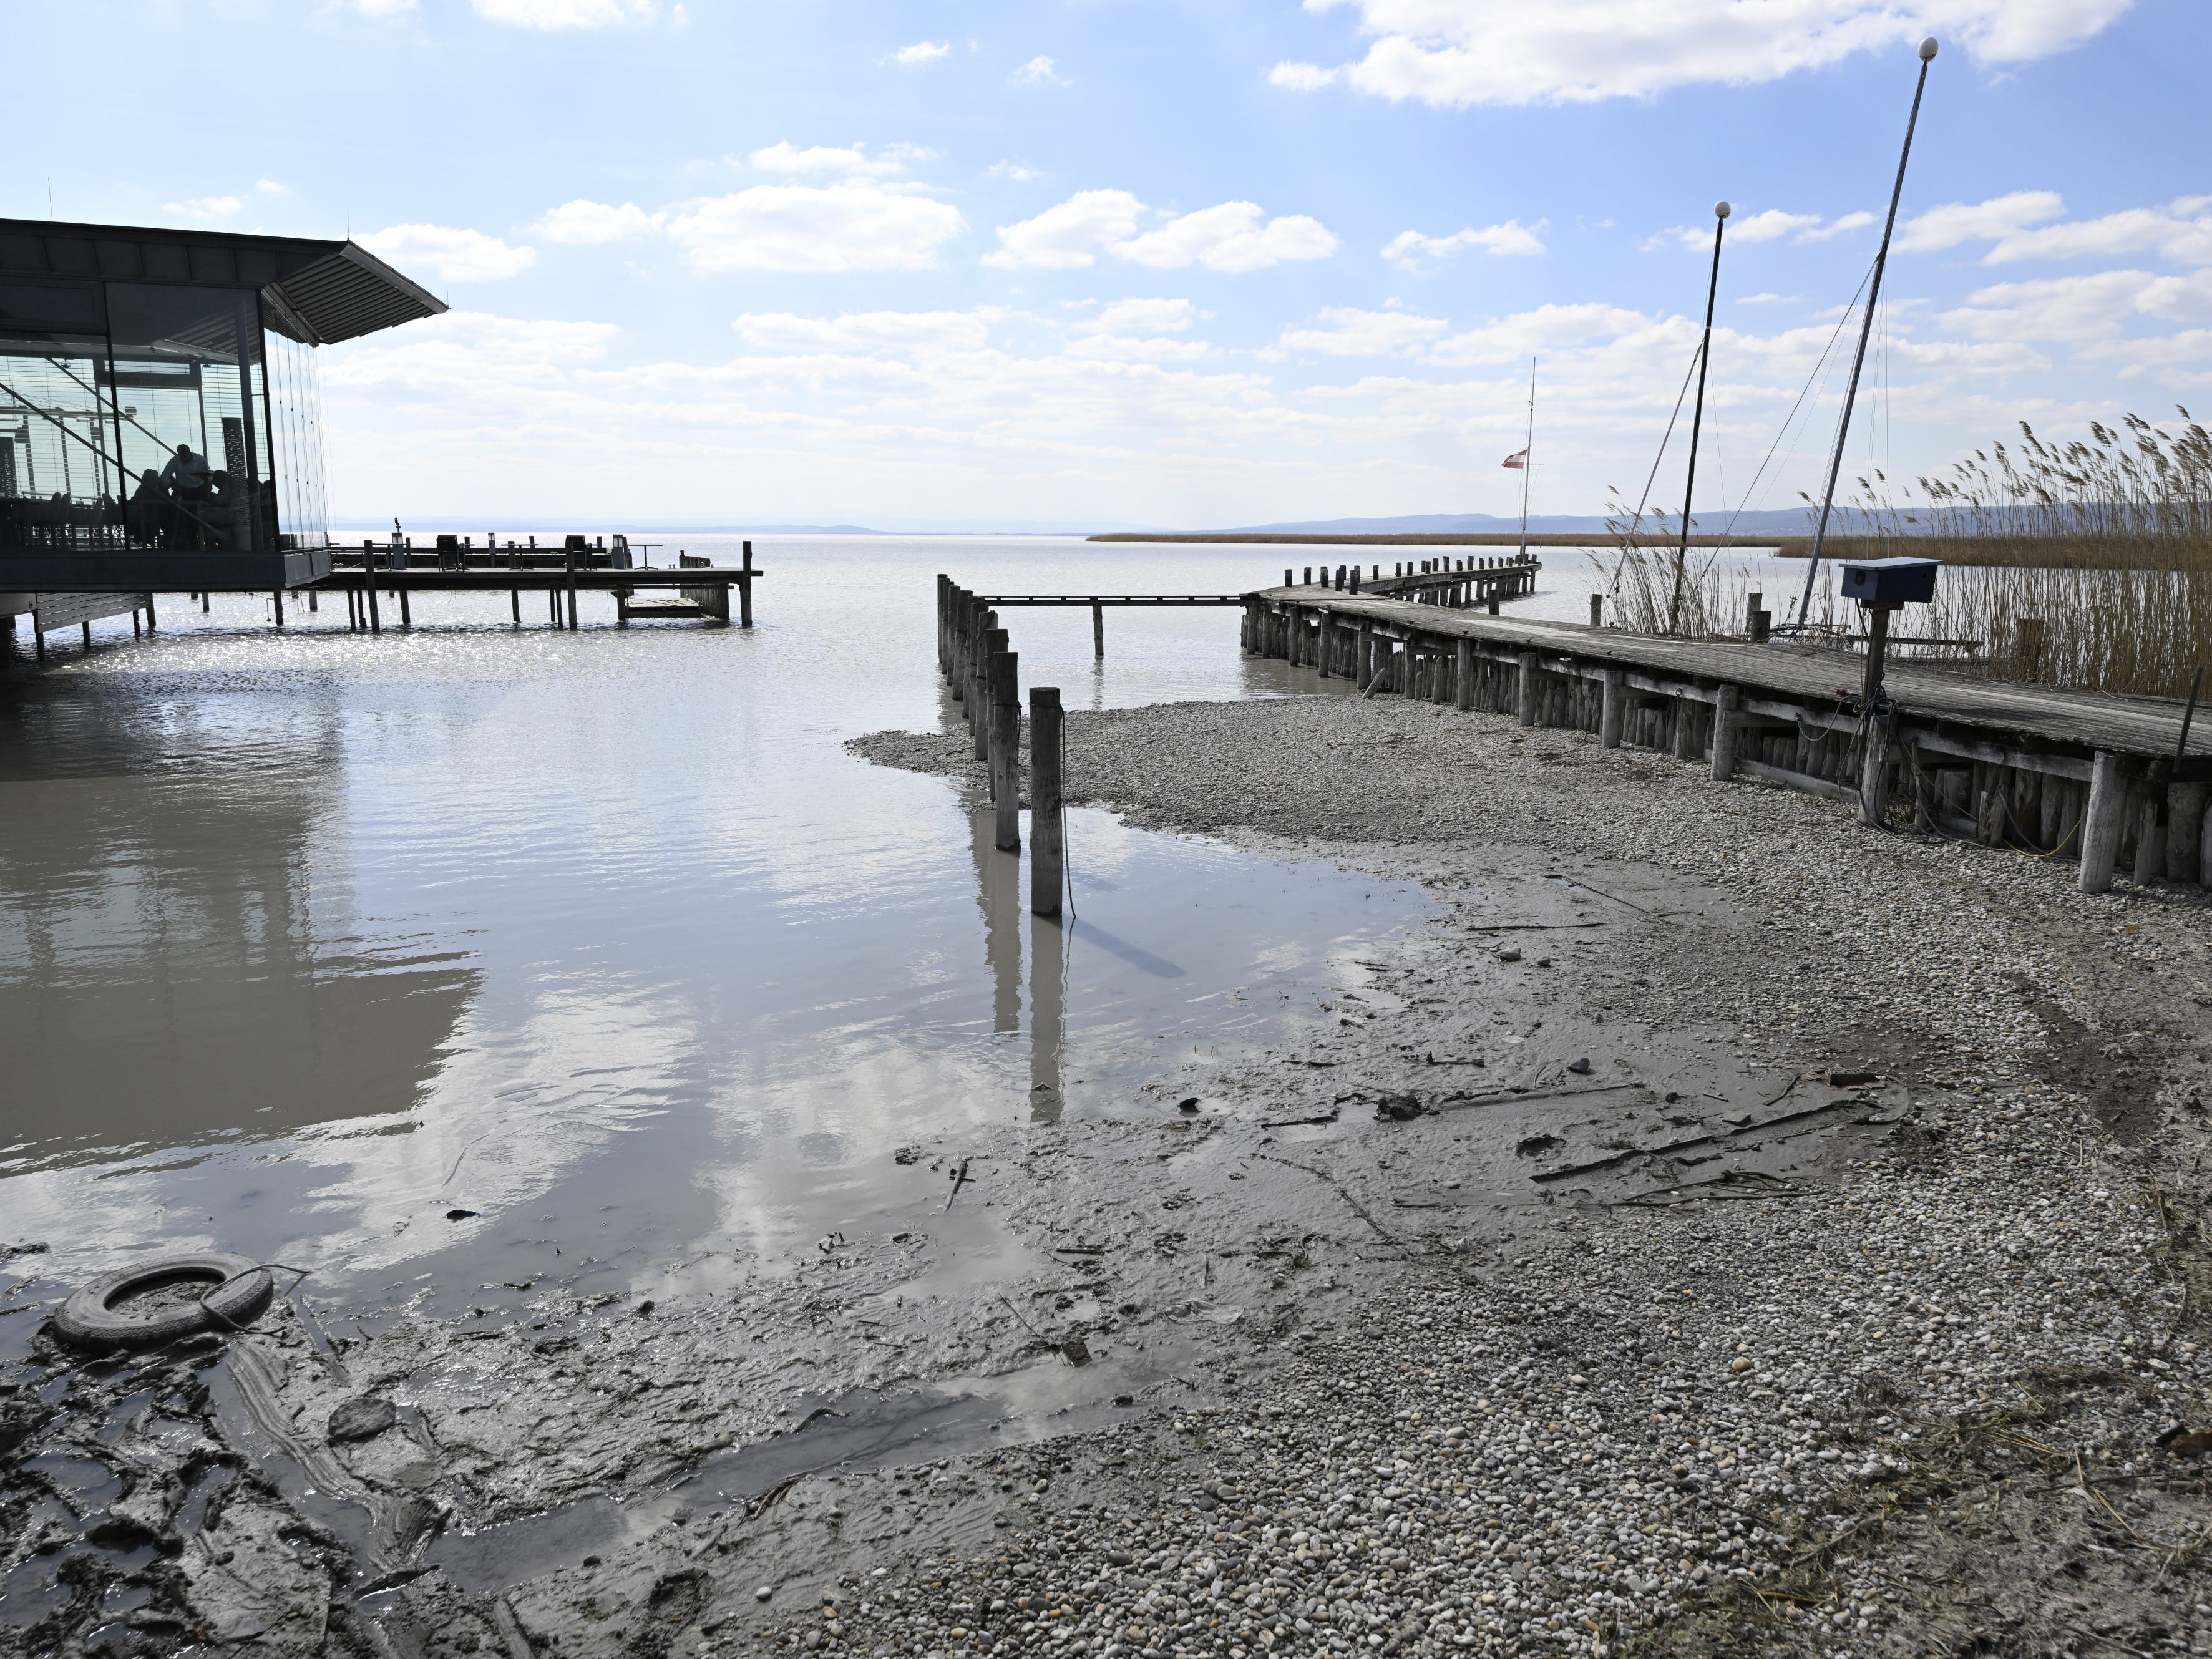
<box><xmin>8</xmin><ymin>0</ymin><xmax>2210</xmax><ymax>530</ymax></box>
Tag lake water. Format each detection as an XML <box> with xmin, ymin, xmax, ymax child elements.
<box><xmin>0</xmin><ymin>535</ymin><xmax>1846</xmax><ymax>1356</ymax></box>
<box><xmin>1</xmin><ymin>536</ymin><xmax>1439</xmax><ymax>1356</ymax></box>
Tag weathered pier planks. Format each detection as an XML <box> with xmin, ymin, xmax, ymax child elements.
<box><xmin>1252</xmin><ymin>586</ymin><xmax>2212</xmax><ymax>895</ymax></box>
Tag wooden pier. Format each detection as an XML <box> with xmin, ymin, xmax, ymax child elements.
<box><xmin>1249</xmin><ymin>585</ymin><xmax>2211</xmax><ymax>895</ymax></box>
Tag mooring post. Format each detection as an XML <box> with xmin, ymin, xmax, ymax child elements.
<box><xmin>992</xmin><ymin>650</ymin><xmax>1021</xmax><ymax>852</ymax></box>
<box><xmin>2170</xmin><ymin>781</ymin><xmax>2206</xmax><ymax>884</ymax></box>
<box><xmin>739</xmin><ymin>540</ymin><xmax>755</xmax><ymax>628</ymax></box>
<box><xmin>1356</xmin><ymin>623</ymin><xmax>1373</xmax><ymax>690</ymax></box>
<box><xmin>366</xmin><ymin>567</ymin><xmax>381</xmax><ymax>635</ymax></box>
<box><xmin>2080</xmin><ymin>751</ymin><xmax>2124</xmax><ymax>893</ymax></box>
<box><xmin>1486</xmin><ymin>593</ymin><xmax>1500</xmax><ymax>616</ymax></box>
<box><xmin>273</xmin><ymin>590</ymin><xmax>285</xmax><ymax>629</ymax></box>
<box><xmin>975</xmin><ymin>626</ymin><xmax>1004</xmax><ymax>761</ymax></box>
<box><xmin>2132</xmin><ymin>792</ymin><xmax>2166</xmax><ymax>885</ymax></box>
<box><xmin>565</xmin><ymin>544</ymin><xmax>579</xmax><ymax>631</ymax></box>
<box><xmin>1589</xmin><ymin>593</ymin><xmax>1603</xmax><ymax>628</ymax></box>
<box><xmin>1600</xmin><ymin>669</ymin><xmax>1625</xmax><ymax>748</ymax></box>
<box><xmin>1515</xmin><ymin>652</ymin><xmax>1540</xmax><ymax>727</ymax></box>
<box><xmin>1455</xmin><ymin>638</ymin><xmax>1473</xmax><ymax>711</ymax></box>
<box><xmin>1091</xmin><ymin>601</ymin><xmax>1104</xmax><ymax>660</ymax></box>
<box><xmin>1672</xmin><ymin>697</ymin><xmax>1698</xmax><ymax>761</ymax></box>
<box><xmin>1710</xmin><ymin>684</ymin><xmax>1742</xmax><ymax>781</ymax></box>
<box><xmin>145</xmin><ymin>596</ymin><xmax>157</xmax><ymax>632</ymax></box>
<box><xmin>399</xmin><ymin>584</ymin><xmax>412</xmax><ymax>630</ymax></box>
<box><xmin>1030</xmin><ymin>686</ymin><xmax>1063</xmax><ymax>915</ymax></box>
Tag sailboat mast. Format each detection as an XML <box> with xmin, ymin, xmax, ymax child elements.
<box><xmin>1516</xmin><ymin>358</ymin><xmax>1536</xmax><ymax>562</ymax></box>
<box><xmin>1790</xmin><ymin>35</ymin><xmax>1939</xmax><ymax>633</ymax></box>
<box><xmin>1668</xmin><ymin>201</ymin><xmax>1730</xmax><ymax>635</ymax></box>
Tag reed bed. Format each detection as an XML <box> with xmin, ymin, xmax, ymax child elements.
<box><xmin>1598</xmin><ymin>412</ymin><xmax>2212</xmax><ymax>699</ymax></box>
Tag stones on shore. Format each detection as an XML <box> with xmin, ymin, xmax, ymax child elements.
<box><xmin>327</xmin><ymin>1396</ymin><xmax>398</xmax><ymax>1443</ymax></box>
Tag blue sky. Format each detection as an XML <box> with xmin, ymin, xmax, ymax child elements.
<box><xmin>9</xmin><ymin>0</ymin><xmax>2208</xmax><ymax>529</ymax></box>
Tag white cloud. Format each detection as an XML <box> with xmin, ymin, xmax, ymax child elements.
<box><xmin>663</xmin><ymin>185</ymin><xmax>965</xmax><ymax>273</ymax></box>
<box><xmin>1011</xmin><ymin>55</ymin><xmax>1068</xmax><ymax>85</ymax></box>
<box><xmin>1800</xmin><ymin>210</ymin><xmax>1876</xmax><ymax>241</ymax></box>
<box><xmin>471</xmin><ymin>0</ymin><xmax>655</xmax><ymax>26</ymax></box>
<box><xmin>889</xmin><ymin>40</ymin><xmax>950</xmax><ymax>65</ymax></box>
<box><xmin>1980</xmin><ymin>197</ymin><xmax>2212</xmax><ymax>266</ymax></box>
<box><xmin>1118</xmin><ymin>202</ymin><xmax>1339</xmax><ymax>272</ymax></box>
<box><xmin>1428</xmin><ymin>301</ymin><xmax>1655</xmax><ymax>365</ymax></box>
<box><xmin>987</xmin><ymin>160</ymin><xmax>1044</xmax><ymax>182</ymax></box>
<box><xmin>991</xmin><ymin>194</ymin><xmax>1338</xmax><ymax>272</ymax></box>
<box><xmin>732</xmin><ymin>310</ymin><xmax>996</xmax><ymax>352</ymax></box>
<box><xmin>748</xmin><ymin>141</ymin><xmax>918</xmax><ymax>178</ymax></box>
<box><xmin>1942</xmin><ymin>268</ymin><xmax>2212</xmax><ymax>343</ymax></box>
<box><xmin>1275</xmin><ymin>306</ymin><xmax>1449</xmax><ymax>357</ymax></box>
<box><xmin>164</xmin><ymin>195</ymin><xmax>242</xmax><ymax>221</ymax></box>
<box><xmin>350</xmin><ymin>0</ymin><xmax>418</xmax><ymax>13</ymax></box>
<box><xmin>255</xmin><ymin>178</ymin><xmax>289</xmax><ymax>197</ymax></box>
<box><xmin>358</xmin><ymin>223</ymin><xmax>537</xmax><ymax>281</ymax></box>
<box><xmin>535</xmin><ymin>199</ymin><xmax>663</xmax><ymax>243</ymax></box>
<box><xmin>323</xmin><ymin>311</ymin><xmax>619</xmax><ymax>393</ymax></box>
<box><xmin>1895</xmin><ymin>190</ymin><xmax>2066</xmax><ymax>253</ymax></box>
<box><xmin>1279</xmin><ymin>0</ymin><xmax>2133</xmax><ymax>109</ymax></box>
<box><xmin>1738</xmin><ymin>292</ymin><xmax>1799</xmax><ymax>304</ymax></box>
<box><xmin>1722</xmin><ymin>209</ymin><xmax>1822</xmax><ymax>244</ymax></box>
<box><xmin>1383</xmin><ymin>221</ymin><xmax>1544</xmax><ymax>266</ymax></box>
<box><xmin>985</xmin><ymin>191</ymin><xmax>1143</xmax><ymax>270</ymax></box>
<box><xmin>1095</xmin><ymin>298</ymin><xmax>1197</xmax><ymax>333</ymax></box>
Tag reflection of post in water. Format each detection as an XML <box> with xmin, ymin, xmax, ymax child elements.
<box><xmin>968</xmin><ymin>806</ymin><xmax>1022</xmax><ymax>1034</ymax></box>
<box><xmin>1028</xmin><ymin>911</ymin><xmax>1065</xmax><ymax>1122</ymax></box>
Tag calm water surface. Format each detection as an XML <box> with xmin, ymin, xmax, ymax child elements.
<box><xmin>1</xmin><ymin>537</ymin><xmax>1460</xmax><ymax>1349</ymax></box>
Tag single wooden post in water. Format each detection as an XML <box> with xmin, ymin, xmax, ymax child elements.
<box><xmin>739</xmin><ymin>541</ymin><xmax>755</xmax><ymax>628</ymax></box>
<box><xmin>366</xmin><ymin>569</ymin><xmax>381</xmax><ymax>635</ymax></box>
<box><xmin>1515</xmin><ymin>653</ymin><xmax>1540</xmax><ymax>727</ymax></box>
<box><xmin>144</xmin><ymin>596</ymin><xmax>157</xmax><ymax>631</ymax></box>
<box><xmin>1091</xmin><ymin>601</ymin><xmax>1104</xmax><ymax>659</ymax></box>
<box><xmin>975</xmin><ymin>626</ymin><xmax>1004</xmax><ymax>761</ymax></box>
<box><xmin>273</xmin><ymin>590</ymin><xmax>285</xmax><ymax>629</ymax></box>
<box><xmin>399</xmin><ymin>585</ymin><xmax>412</xmax><ymax>630</ymax></box>
<box><xmin>2080</xmin><ymin>751</ymin><xmax>2125</xmax><ymax>892</ymax></box>
<box><xmin>1710</xmin><ymin>684</ymin><xmax>1742</xmax><ymax>780</ymax></box>
<box><xmin>992</xmin><ymin>649</ymin><xmax>1021</xmax><ymax>852</ymax></box>
<box><xmin>1589</xmin><ymin>594</ymin><xmax>1603</xmax><ymax>628</ymax></box>
<box><xmin>1599</xmin><ymin>669</ymin><xmax>1625</xmax><ymax>748</ymax></box>
<box><xmin>565</xmin><ymin>545</ymin><xmax>580</xmax><ymax>631</ymax></box>
<box><xmin>1455</xmin><ymin>638</ymin><xmax>1473</xmax><ymax>711</ymax></box>
<box><xmin>1030</xmin><ymin>686</ymin><xmax>1063</xmax><ymax>915</ymax></box>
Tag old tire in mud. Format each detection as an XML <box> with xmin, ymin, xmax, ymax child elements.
<box><xmin>51</xmin><ymin>1253</ymin><xmax>275</xmax><ymax>1351</ymax></box>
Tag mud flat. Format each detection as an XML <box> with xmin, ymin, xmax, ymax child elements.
<box><xmin>6</xmin><ymin>691</ymin><xmax>2211</xmax><ymax>1658</ymax></box>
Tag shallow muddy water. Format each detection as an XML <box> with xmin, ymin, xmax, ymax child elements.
<box><xmin>0</xmin><ymin>537</ymin><xmax>1435</xmax><ymax>1360</ymax></box>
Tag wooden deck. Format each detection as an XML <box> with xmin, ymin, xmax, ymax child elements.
<box><xmin>1248</xmin><ymin>587</ymin><xmax>2208</xmax><ymax>895</ymax></box>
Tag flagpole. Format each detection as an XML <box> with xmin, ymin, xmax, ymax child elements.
<box><xmin>1516</xmin><ymin>358</ymin><xmax>1536</xmax><ymax>562</ymax></box>
<box><xmin>1790</xmin><ymin>34</ymin><xmax>1939</xmax><ymax>634</ymax></box>
<box><xmin>1667</xmin><ymin>200</ymin><xmax>1730</xmax><ymax>635</ymax></box>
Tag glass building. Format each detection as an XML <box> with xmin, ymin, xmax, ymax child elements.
<box><xmin>0</xmin><ymin>220</ymin><xmax>442</xmax><ymax>586</ymax></box>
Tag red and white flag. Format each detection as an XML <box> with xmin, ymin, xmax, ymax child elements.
<box><xmin>1501</xmin><ymin>449</ymin><xmax>1528</xmax><ymax>469</ymax></box>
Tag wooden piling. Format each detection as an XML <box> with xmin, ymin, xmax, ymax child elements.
<box><xmin>1710</xmin><ymin>684</ymin><xmax>1742</xmax><ymax>780</ymax></box>
<box><xmin>1515</xmin><ymin>653</ymin><xmax>1539</xmax><ymax>726</ymax></box>
<box><xmin>1030</xmin><ymin>686</ymin><xmax>1063</xmax><ymax>915</ymax></box>
<box><xmin>1589</xmin><ymin>594</ymin><xmax>1604</xmax><ymax>628</ymax></box>
<box><xmin>1091</xmin><ymin>601</ymin><xmax>1104</xmax><ymax>659</ymax></box>
<box><xmin>1858</xmin><ymin>718</ymin><xmax>1893</xmax><ymax>827</ymax></box>
<box><xmin>739</xmin><ymin>541</ymin><xmax>755</xmax><ymax>628</ymax></box>
<box><xmin>2080</xmin><ymin>751</ymin><xmax>2124</xmax><ymax>893</ymax></box>
<box><xmin>975</xmin><ymin>625</ymin><xmax>1003</xmax><ymax>761</ymax></box>
<box><xmin>2170</xmin><ymin>781</ymin><xmax>2206</xmax><ymax>884</ymax></box>
<box><xmin>564</xmin><ymin>545</ymin><xmax>579</xmax><ymax>631</ymax></box>
<box><xmin>273</xmin><ymin>591</ymin><xmax>285</xmax><ymax>629</ymax></box>
<box><xmin>399</xmin><ymin>586</ymin><xmax>412</xmax><ymax>630</ymax></box>
<box><xmin>1455</xmin><ymin>638</ymin><xmax>1473</xmax><ymax>711</ymax></box>
<box><xmin>2132</xmin><ymin>796</ymin><xmax>2165</xmax><ymax>885</ymax></box>
<box><xmin>991</xmin><ymin>648</ymin><xmax>1021</xmax><ymax>852</ymax></box>
<box><xmin>1599</xmin><ymin>669</ymin><xmax>1625</xmax><ymax>748</ymax></box>
<box><xmin>366</xmin><ymin>570</ymin><xmax>381</xmax><ymax>635</ymax></box>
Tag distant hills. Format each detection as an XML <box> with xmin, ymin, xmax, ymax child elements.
<box><xmin>1216</xmin><ymin>508</ymin><xmax>1905</xmax><ymax>537</ymax></box>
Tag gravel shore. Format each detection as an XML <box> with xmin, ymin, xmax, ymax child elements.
<box><xmin>5</xmin><ymin>689</ymin><xmax>2208</xmax><ymax>1657</ymax></box>
<box><xmin>823</xmin><ymin>694</ymin><xmax>2212</xmax><ymax>1658</ymax></box>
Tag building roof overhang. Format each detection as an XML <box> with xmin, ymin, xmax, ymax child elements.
<box><xmin>0</xmin><ymin>219</ymin><xmax>446</xmax><ymax>346</ymax></box>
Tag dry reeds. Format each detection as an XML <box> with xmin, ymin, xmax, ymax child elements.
<box><xmin>1598</xmin><ymin>411</ymin><xmax>2212</xmax><ymax>698</ymax></box>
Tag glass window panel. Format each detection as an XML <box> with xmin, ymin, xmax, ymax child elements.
<box><xmin>263</xmin><ymin>323</ymin><xmax>328</xmax><ymax>548</ymax></box>
<box><xmin>0</xmin><ymin>332</ymin><xmax>125</xmax><ymax>554</ymax></box>
<box><xmin>104</xmin><ymin>283</ymin><xmax>271</xmax><ymax>551</ymax></box>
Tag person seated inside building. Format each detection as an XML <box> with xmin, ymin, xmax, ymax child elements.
<box><xmin>161</xmin><ymin>444</ymin><xmax>213</xmax><ymax>548</ymax></box>
<box><xmin>129</xmin><ymin>470</ymin><xmax>164</xmax><ymax>546</ymax></box>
